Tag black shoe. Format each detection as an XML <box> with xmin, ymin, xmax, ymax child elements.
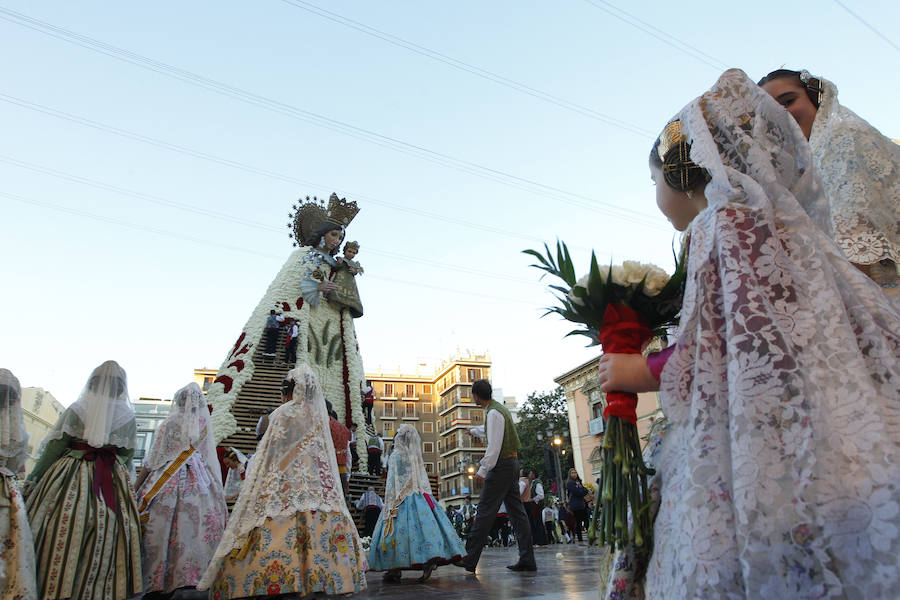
<box><xmin>452</xmin><ymin>557</ymin><xmax>476</xmax><ymax>573</ymax></box>
<box><xmin>506</xmin><ymin>562</ymin><xmax>537</xmax><ymax>572</ymax></box>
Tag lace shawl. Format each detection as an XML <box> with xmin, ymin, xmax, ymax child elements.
<box><xmin>0</xmin><ymin>369</ymin><xmax>28</xmax><ymax>473</ymax></box>
<box><xmin>383</xmin><ymin>424</ymin><xmax>432</xmax><ymax>515</ymax></box>
<box><xmin>40</xmin><ymin>360</ymin><xmax>136</xmax><ymax>451</ymax></box>
<box><xmin>198</xmin><ymin>365</ymin><xmax>352</xmax><ymax>589</ymax></box>
<box><xmin>143</xmin><ymin>383</ymin><xmax>218</xmax><ymax>479</ymax></box>
<box><xmin>809</xmin><ymin>75</ymin><xmax>900</xmax><ymax>271</ymax></box>
<box><xmin>646</xmin><ymin>69</ymin><xmax>900</xmax><ymax>598</ymax></box>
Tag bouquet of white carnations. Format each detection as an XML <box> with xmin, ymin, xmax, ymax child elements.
<box><xmin>524</xmin><ymin>241</ymin><xmax>686</xmax><ymax>556</ymax></box>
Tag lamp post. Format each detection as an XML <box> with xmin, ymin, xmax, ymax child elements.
<box><xmin>552</xmin><ymin>436</ymin><xmax>564</xmax><ymax>503</ymax></box>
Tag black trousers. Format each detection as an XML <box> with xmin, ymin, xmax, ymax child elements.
<box><xmin>490</xmin><ymin>515</ymin><xmax>510</xmax><ymax>547</ymax></box>
<box><xmin>286</xmin><ymin>338</ymin><xmax>297</xmax><ymax>363</ymax></box>
<box><xmin>367</xmin><ymin>449</ymin><xmax>382</xmax><ymax>476</ymax></box>
<box><xmin>465</xmin><ymin>457</ymin><xmax>534</xmax><ymax>567</ymax></box>
<box><xmin>264</xmin><ymin>328</ymin><xmax>278</xmax><ymax>353</ymax></box>
<box><xmin>363</xmin><ymin>506</ymin><xmax>382</xmax><ymax>538</ymax></box>
<box><xmin>524</xmin><ymin>501</ymin><xmax>547</xmax><ymax>545</ymax></box>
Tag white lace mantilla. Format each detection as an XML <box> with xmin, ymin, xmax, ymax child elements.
<box><xmin>646</xmin><ymin>70</ymin><xmax>900</xmax><ymax>599</ymax></box>
<box><xmin>198</xmin><ymin>366</ymin><xmax>353</xmax><ymax>589</ymax></box>
<box><xmin>809</xmin><ymin>76</ymin><xmax>900</xmax><ymax>271</ymax></box>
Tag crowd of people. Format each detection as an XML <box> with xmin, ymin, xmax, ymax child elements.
<box><xmin>1</xmin><ymin>67</ymin><xmax>898</xmax><ymax>599</ymax></box>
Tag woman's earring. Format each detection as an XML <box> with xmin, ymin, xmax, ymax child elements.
<box><xmin>685</xmin><ymin>190</ymin><xmax>693</xmax><ymax>200</ymax></box>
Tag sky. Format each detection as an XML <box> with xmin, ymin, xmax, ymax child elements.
<box><xmin>2</xmin><ymin>1</ymin><xmax>898</xmax><ymax>407</ymax></box>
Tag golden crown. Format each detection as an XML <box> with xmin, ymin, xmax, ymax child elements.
<box><xmin>287</xmin><ymin>193</ymin><xmax>360</xmax><ymax>247</ymax></box>
<box><xmin>325</xmin><ymin>193</ymin><xmax>360</xmax><ymax>227</ymax></box>
<box><xmin>657</xmin><ymin>121</ymin><xmax>686</xmax><ymax>160</ymax></box>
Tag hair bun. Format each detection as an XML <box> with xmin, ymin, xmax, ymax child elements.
<box><xmin>662</xmin><ymin>141</ymin><xmax>707</xmax><ymax>192</ymax></box>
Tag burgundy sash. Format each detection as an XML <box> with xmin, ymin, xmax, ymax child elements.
<box><xmin>71</xmin><ymin>442</ymin><xmax>119</xmax><ymax>511</ymax></box>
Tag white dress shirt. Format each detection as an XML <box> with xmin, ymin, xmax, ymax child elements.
<box><xmin>475</xmin><ymin>409</ymin><xmax>505</xmax><ymax>479</ymax></box>
<box><xmin>533</xmin><ymin>481</ymin><xmax>545</xmax><ymax>503</ymax></box>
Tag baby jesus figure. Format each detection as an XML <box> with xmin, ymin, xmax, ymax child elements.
<box><xmin>329</xmin><ymin>241</ymin><xmax>364</xmax><ymax>318</ymax></box>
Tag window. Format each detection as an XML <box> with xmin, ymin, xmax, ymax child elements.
<box><xmin>468</xmin><ymin>368</ymin><xmax>480</xmax><ymax>382</ymax></box>
<box><xmin>437</xmin><ymin>440</ymin><xmax>442</xmax><ymax>451</ymax></box>
<box><xmin>405</xmin><ymin>402</ymin><xmax>416</xmax><ymax>418</ymax></box>
<box><xmin>423</xmin><ymin>384</ymin><xmax>432</xmax><ymax>394</ymax></box>
<box><xmin>423</xmin><ymin>403</ymin><xmax>432</xmax><ymax>414</ymax></box>
<box><xmin>383</xmin><ymin>402</ymin><xmax>394</xmax><ymax>417</ymax></box>
<box><xmin>406</xmin><ymin>384</ymin><xmax>415</xmax><ymax>397</ymax></box>
<box><xmin>423</xmin><ymin>442</ymin><xmax>434</xmax><ymax>453</ymax></box>
<box><xmin>383</xmin><ymin>383</ymin><xmax>393</xmax><ymax>396</ymax></box>
<box><xmin>424</xmin><ymin>462</ymin><xmax>434</xmax><ymax>473</ymax></box>
<box><xmin>383</xmin><ymin>421</ymin><xmax>394</xmax><ymax>435</ymax></box>
<box><xmin>592</xmin><ymin>401</ymin><xmax>604</xmax><ymax>419</ymax></box>
<box><xmin>423</xmin><ymin>422</ymin><xmax>433</xmax><ymax>433</ymax></box>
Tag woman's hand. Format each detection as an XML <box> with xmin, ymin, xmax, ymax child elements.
<box><xmin>318</xmin><ymin>281</ymin><xmax>338</xmax><ymax>293</ymax></box>
<box><xmin>597</xmin><ymin>354</ymin><xmax>659</xmax><ymax>393</ymax></box>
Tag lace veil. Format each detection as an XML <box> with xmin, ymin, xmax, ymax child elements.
<box><xmin>0</xmin><ymin>369</ymin><xmax>29</xmax><ymax>473</ymax></box>
<box><xmin>647</xmin><ymin>69</ymin><xmax>900</xmax><ymax>597</ymax></box>
<box><xmin>199</xmin><ymin>364</ymin><xmax>351</xmax><ymax>589</ymax></box>
<box><xmin>143</xmin><ymin>382</ymin><xmax>217</xmax><ymax>476</ymax></box>
<box><xmin>41</xmin><ymin>360</ymin><xmax>136</xmax><ymax>451</ymax></box>
<box><xmin>383</xmin><ymin>424</ymin><xmax>432</xmax><ymax>514</ymax></box>
<box><xmin>807</xmin><ymin>72</ymin><xmax>900</xmax><ymax>271</ymax></box>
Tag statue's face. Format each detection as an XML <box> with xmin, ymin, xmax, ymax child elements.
<box><xmin>323</xmin><ymin>229</ymin><xmax>344</xmax><ymax>251</ymax></box>
<box><xmin>344</xmin><ymin>247</ymin><xmax>357</xmax><ymax>260</ymax></box>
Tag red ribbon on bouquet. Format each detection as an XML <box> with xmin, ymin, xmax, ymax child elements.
<box><xmin>598</xmin><ymin>303</ymin><xmax>653</xmax><ymax>426</ymax></box>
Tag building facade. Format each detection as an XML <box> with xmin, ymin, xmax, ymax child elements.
<box><xmin>132</xmin><ymin>397</ymin><xmax>172</xmax><ymax>469</ymax></box>
<box><xmin>365</xmin><ymin>350</ymin><xmax>495</xmax><ymax>506</ymax></box>
<box><xmin>20</xmin><ymin>387</ymin><xmax>66</xmax><ymax>473</ymax></box>
<box><xmin>554</xmin><ymin>355</ymin><xmax>660</xmax><ymax>486</ymax></box>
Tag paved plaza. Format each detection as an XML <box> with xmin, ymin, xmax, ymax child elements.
<box><xmin>356</xmin><ymin>543</ymin><xmax>605</xmax><ymax>599</ymax></box>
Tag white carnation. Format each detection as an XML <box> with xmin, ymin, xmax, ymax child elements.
<box><xmin>567</xmin><ymin>274</ymin><xmax>590</xmax><ymax>306</ymax></box>
<box><xmin>642</xmin><ymin>265</ymin><xmax>671</xmax><ymax>297</ymax></box>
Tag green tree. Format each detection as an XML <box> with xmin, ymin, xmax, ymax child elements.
<box><xmin>516</xmin><ymin>386</ymin><xmax>574</xmax><ymax>495</ymax></box>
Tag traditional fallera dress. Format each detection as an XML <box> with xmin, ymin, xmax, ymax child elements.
<box><xmin>136</xmin><ymin>382</ymin><xmax>227</xmax><ymax>595</ymax></box>
<box><xmin>368</xmin><ymin>424</ymin><xmax>465</xmax><ymax>574</ymax></box>
<box><xmin>222</xmin><ymin>447</ymin><xmax>249</xmax><ymax>501</ymax></box>
<box><xmin>198</xmin><ymin>365</ymin><xmax>367</xmax><ymax>598</ymax></box>
<box><xmin>645</xmin><ymin>70</ymin><xmax>900</xmax><ymax>598</ymax></box>
<box><xmin>26</xmin><ymin>360</ymin><xmax>142</xmax><ymax>600</ymax></box>
<box><xmin>807</xmin><ymin>72</ymin><xmax>900</xmax><ymax>300</ymax></box>
<box><xmin>0</xmin><ymin>369</ymin><xmax>37</xmax><ymax>600</ymax></box>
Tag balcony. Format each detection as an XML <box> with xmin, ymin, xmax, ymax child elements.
<box><xmin>588</xmin><ymin>416</ymin><xmax>605</xmax><ymax>435</ymax></box>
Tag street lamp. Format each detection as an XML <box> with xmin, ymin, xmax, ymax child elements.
<box><xmin>551</xmin><ymin>436</ymin><xmax>564</xmax><ymax>503</ymax></box>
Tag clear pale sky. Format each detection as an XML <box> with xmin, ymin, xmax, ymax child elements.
<box><xmin>2</xmin><ymin>1</ymin><xmax>898</xmax><ymax>406</ymax></box>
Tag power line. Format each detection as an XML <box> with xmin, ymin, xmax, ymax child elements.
<box><xmin>278</xmin><ymin>0</ymin><xmax>655</xmax><ymax>138</ymax></box>
<box><xmin>832</xmin><ymin>0</ymin><xmax>900</xmax><ymax>53</ymax></box>
<box><xmin>4</xmin><ymin>190</ymin><xmax>538</xmax><ymax>305</ymax></box>
<box><xmin>0</xmin><ymin>6</ymin><xmax>664</xmax><ymax>228</ymax></box>
<box><xmin>581</xmin><ymin>0</ymin><xmax>729</xmax><ymax>71</ymax></box>
<box><xmin>0</xmin><ymin>91</ymin><xmax>651</xmax><ymax>245</ymax></box>
<box><xmin>0</xmin><ymin>154</ymin><xmax>546</xmax><ymax>285</ymax></box>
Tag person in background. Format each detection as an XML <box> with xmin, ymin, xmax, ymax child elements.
<box><xmin>542</xmin><ymin>501</ymin><xmax>558</xmax><ymax>544</ymax></box>
<box><xmin>284</xmin><ymin>318</ymin><xmax>299</xmax><ymax>365</ymax></box>
<box><xmin>355</xmin><ymin>485</ymin><xmax>384</xmax><ymax>538</ymax></box>
<box><xmin>367</xmin><ymin>430</ymin><xmax>384</xmax><ymax>476</ymax></box>
<box><xmin>222</xmin><ymin>447</ymin><xmax>249</xmax><ymax>502</ymax></box>
<box><xmin>362</xmin><ymin>380</ymin><xmax>375</xmax><ymax>425</ymax></box>
<box><xmin>566</xmin><ymin>468</ymin><xmax>590</xmax><ymax>543</ymax></box>
<box><xmin>263</xmin><ymin>309</ymin><xmax>284</xmax><ymax>359</ymax></box>
<box><xmin>490</xmin><ymin>501</ymin><xmax>511</xmax><ymax>547</ymax></box>
<box><xmin>527</xmin><ymin>470</ymin><xmax>547</xmax><ymax>546</ymax></box>
<box><xmin>455</xmin><ymin>379</ymin><xmax>535</xmax><ymax>573</ymax></box>
<box><xmin>349</xmin><ymin>422</ymin><xmax>360</xmax><ymax>471</ymax></box>
<box><xmin>326</xmin><ymin>400</ymin><xmax>352</xmax><ymax>498</ymax></box>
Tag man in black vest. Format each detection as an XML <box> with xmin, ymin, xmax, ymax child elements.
<box><xmin>455</xmin><ymin>379</ymin><xmax>536</xmax><ymax>573</ymax></box>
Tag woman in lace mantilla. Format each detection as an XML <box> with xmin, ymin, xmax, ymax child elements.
<box><xmin>26</xmin><ymin>360</ymin><xmax>142</xmax><ymax>600</ymax></box>
<box><xmin>136</xmin><ymin>382</ymin><xmax>227</xmax><ymax>597</ymax></box>
<box><xmin>198</xmin><ymin>364</ymin><xmax>366</xmax><ymax>598</ymax></box>
<box><xmin>600</xmin><ymin>69</ymin><xmax>900</xmax><ymax>598</ymax></box>
<box><xmin>368</xmin><ymin>423</ymin><xmax>465</xmax><ymax>582</ymax></box>
<box><xmin>760</xmin><ymin>68</ymin><xmax>900</xmax><ymax>300</ymax></box>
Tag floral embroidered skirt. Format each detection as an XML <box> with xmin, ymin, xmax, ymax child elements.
<box><xmin>136</xmin><ymin>455</ymin><xmax>228</xmax><ymax>594</ymax></box>
<box><xmin>26</xmin><ymin>455</ymin><xmax>142</xmax><ymax>600</ymax></box>
<box><xmin>368</xmin><ymin>492</ymin><xmax>465</xmax><ymax>571</ymax></box>
<box><xmin>0</xmin><ymin>470</ymin><xmax>37</xmax><ymax>600</ymax></box>
<box><xmin>206</xmin><ymin>510</ymin><xmax>367</xmax><ymax>599</ymax></box>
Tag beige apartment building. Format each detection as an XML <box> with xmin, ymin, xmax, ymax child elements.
<box><xmin>366</xmin><ymin>350</ymin><xmax>493</xmax><ymax>506</ymax></box>
<box><xmin>20</xmin><ymin>387</ymin><xmax>66</xmax><ymax>473</ymax></box>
